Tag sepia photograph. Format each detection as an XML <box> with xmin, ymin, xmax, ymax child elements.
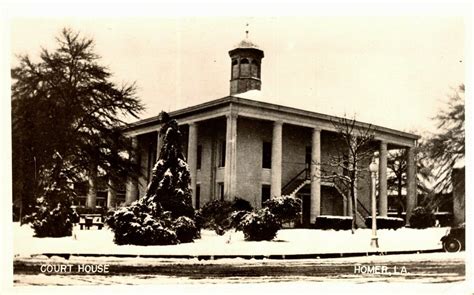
<box><xmin>1</xmin><ymin>1</ymin><xmax>471</xmax><ymax>293</ymax></box>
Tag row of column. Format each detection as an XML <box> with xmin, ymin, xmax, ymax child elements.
<box><xmin>102</xmin><ymin>116</ymin><xmax>417</xmax><ymax>225</ymax></box>
<box><xmin>269</xmin><ymin>121</ymin><xmax>322</xmax><ymax>222</ymax></box>
<box><xmin>377</xmin><ymin>141</ymin><xmax>417</xmax><ymax>223</ymax></box>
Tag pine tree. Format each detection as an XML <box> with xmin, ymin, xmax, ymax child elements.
<box><xmin>145</xmin><ymin>111</ymin><xmax>194</xmax><ymax>218</ymax></box>
<box><xmin>106</xmin><ymin>112</ymin><xmax>197</xmax><ymax>245</ymax></box>
<box><xmin>24</xmin><ymin>153</ymin><xmax>77</xmax><ymax>237</ymax></box>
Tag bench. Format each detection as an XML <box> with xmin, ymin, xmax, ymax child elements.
<box><xmin>79</xmin><ymin>214</ymin><xmax>104</xmax><ymax>230</ymax></box>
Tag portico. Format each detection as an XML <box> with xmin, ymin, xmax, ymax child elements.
<box><xmin>118</xmin><ymin>96</ymin><xmax>418</xmax><ymax>226</ymax></box>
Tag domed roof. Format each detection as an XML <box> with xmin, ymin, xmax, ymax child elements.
<box><xmin>233</xmin><ymin>38</ymin><xmax>261</xmax><ymax>50</ymax></box>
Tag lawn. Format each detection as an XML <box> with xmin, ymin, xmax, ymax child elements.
<box><xmin>13</xmin><ymin>222</ymin><xmax>447</xmax><ymax>257</ymax></box>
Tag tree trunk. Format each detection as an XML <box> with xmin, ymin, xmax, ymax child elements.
<box><xmin>350</xmin><ymin>169</ymin><xmax>358</xmax><ymax>234</ymax></box>
<box><xmin>397</xmin><ymin>176</ymin><xmax>403</xmax><ymax>218</ymax></box>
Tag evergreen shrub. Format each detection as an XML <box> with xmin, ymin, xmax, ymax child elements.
<box><xmin>173</xmin><ymin>216</ymin><xmax>199</xmax><ymax>243</ymax></box>
<box><xmin>364</xmin><ymin>216</ymin><xmax>404</xmax><ymax>230</ymax></box>
<box><xmin>106</xmin><ymin>199</ymin><xmax>181</xmax><ymax>245</ymax></box>
<box><xmin>232</xmin><ymin>197</ymin><xmax>253</xmax><ymax>212</ymax></box>
<box><xmin>240</xmin><ymin>208</ymin><xmax>281</xmax><ymax>241</ymax></box>
<box><xmin>199</xmin><ymin>198</ymin><xmax>253</xmax><ymax>235</ymax></box>
<box><xmin>25</xmin><ymin>191</ymin><xmax>75</xmax><ymax>237</ymax></box>
<box><xmin>199</xmin><ymin>200</ymin><xmax>233</xmax><ymax>232</ymax></box>
<box><xmin>263</xmin><ymin>195</ymin><xmax>302</xmax><ymax>223</ymax></box>
<box><xmin>409</xmin><ymin>206</ymin><xmax>436</xmax><ymax>229</ymax></box>
<box><xmin>314</xmin><ymin>216</ymin><xmax>353</xmax><ymax>230</ymax></box>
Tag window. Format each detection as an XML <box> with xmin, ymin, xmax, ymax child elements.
<box><xmin>218</xmin><ymin>183</ymin><xmax>225</xmax><ymax>201</ymax></box>
<box><xmin>218</xmin><ymin>140</ymin><xmax>226</xmax><ymax>167</ymax></box>
<box><xmin>240</xmin><ymin>58</ymin><xmax>250</xmax><ymax>77</ymax></box>
<box><xmin>261</xmin><ymin>185</ymin><xmax>271</xmax><ymax>205</ymax></box>
<box><xmin>262</xmin><ymin>142</ymin><xmax>272</xmax><ymax>168</ymax></box>
<box><xmin>197</xmin><ymin>145</ymin><xmax>202</xmax><ymax>170</ymax></box>
<box><xmin>251</xmin><ymin>60</ymin><xmax>259</xmax><ymax>78</ymax></box>
<box><xmin>232</xmin><ymin>59</ymin><xmax>239</xmax><ymax>79</ymax></box>
<box><xmin>195</xmin><ymin>184</ymin><xmax>201</xmax><ymax>209</ymax></box>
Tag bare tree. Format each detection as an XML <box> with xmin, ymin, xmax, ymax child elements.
<box><xmin>319</xmin><ymin>115</ymin><xmax>376</xmax><ymax>233</ymax></box>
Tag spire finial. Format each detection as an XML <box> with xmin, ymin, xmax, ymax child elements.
<box><xmin>245</xmin><ymin>23</ymin><xmax>249</xmax><ymax>39</ymax></box>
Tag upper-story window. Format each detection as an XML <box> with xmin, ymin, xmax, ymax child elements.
<box><xmin>231</xmin><ymin>59</ymin><xmax>239</xmax><ymax>79</ymax></box>
<box><xmin>240</xmin><ymin>58</ymin><xmax>250</xmax><ymax>77</ymax></box>
<box><xmin>262</xmin><ymin>141</ymin><xmax>272</xmax><ymax>169</ymax></box>
<box><xmin>251</xmin><ymin>59</ymin><xmax>260</xmax><ymax>78</ymax></box>
<box><xmin>218</xmin><ymin>140</ymin><xmax>226</xmax><ymax>167</ymax></box>
<box><xmin>197</xmin><ymin>145</ymin><xmax>202</xmax><ymax>170</ymax></box>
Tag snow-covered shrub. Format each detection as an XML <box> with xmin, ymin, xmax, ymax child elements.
<box><xmin>25</xmin><ymin>192</ymin><xmax>75</xmax><ymax>237</ymax></box>
<box><xmin>231</xmin><ymin>197</ymin><xmax>253</xmax><ymax>212</ymax></box>
<box><xmin>199</xmin><ymin>198</ymin><xmax>254</xmax><ymax>235</ymax></box>
<box><xmin>173</xmin><ymin>216</ymin><xmax>199</xmax><ymax>243</ymax></box>
<box><xmin>24</xmin><ymin>156</ymin><xmax>76</xmax><ymax>237</ymax></box>
<box><xmin>409</xmin><ymin>206</ymin><xmax>436</xmax><ymax>229</ymax></box>
<box><xmin>314</xmin><ymin>216</ymin><xmax>353</xmax><ymax>230</ymax></box>
<box><xmin>263</xmin><ymin>195</ymin><xmax>302</xmax><ymax>224</ymax></box>
<box><xmin>364</xmin><ymin>216</ymin><xmax>404</xmax><ymax>230</ymax></box>
<box><xmin>106</xmin><ymin>198</ymin><xmax>179</xmax><ymax>245</ymax></box>
<box><xmin>228</xmin><ymin>210</ymin><xmax>249</xmax><ymax>230</ymax></box>
<box><xmin>240</xmin><ymin>208</ymin><xmax>281</xmax><ymax>241</ymax></box>
<box><xmin>199</xmin><ymin>200</ymin><xmax>233</xmax><ymax>234</ymax></box>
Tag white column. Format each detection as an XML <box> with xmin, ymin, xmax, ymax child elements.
<box><xmin>187</xmin><ymin>123</ymin><xmax>198</xmax><ymax>207</ymax></box>
<box><xmin>271</xmin><ymin>120</ymin><xmax>283</xmax><ymax>197</ymax></box>
<box><xmin>125</xmin><ymin>136</ymin><xmax>138</xmax><ymax>205</ymax></box>
<box><xmin>406</xmin><ymin>146</ymin><xmax>417</xmax><ymax>225</ymax></box>
<box><xmin>224</xmin><ymin>113</ymin><xmax>238</xmax><ymax>199</ymax></box>
<box><xmin>310</xmin><ymin>128</ymin><xmax>321</xmax><ymax>222</ymax></box>
<box><xmin>86</xmin><ymin>164</ymin><xmax>97</xmax><ymax>208</ymax></box>
<box><xmin>378</xmin><ymin>141</ymin><xmax>388</xmax><ymax>217</ymax></box>
<box><xmin>107</xmin><ymin>178</ymin><xmax>117</xmax><ymax>208</ymax></box>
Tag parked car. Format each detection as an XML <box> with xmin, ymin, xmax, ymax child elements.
<box><xmin>441</xmin><ymin>223</ymin><xmax>465</xmax><ymax>252</ymax></box>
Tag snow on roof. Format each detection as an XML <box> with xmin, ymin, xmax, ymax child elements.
<box><xmin>233</xmin><ymin>39</ymin><xmax>261</xmax><ymax>50</ymax></box>
<box><xmin>233</xmin><ymin>89</ymin><xmax>264</xmax><ymax>101</ymax></box>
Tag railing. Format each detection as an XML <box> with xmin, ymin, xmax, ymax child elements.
<box><xmin>357</xmin><ymin>199</ymin><xmax>370</xmax><ymax>216</ymax></box>
<box><xmin>333</xmin><ymin>178</ymin><xmax>370</xmax><ymax>217</ymax></box>
<box><xmin>284</xmin><ymin>167</ymin><xmax>372</xmax><ymax>219</ymax></box>
<box><xmin>281</xmin><ymin>165</ymin><xmax>310</xmax><ymax>194</ymax></box>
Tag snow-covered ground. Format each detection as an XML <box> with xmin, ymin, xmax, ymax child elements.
<box><xmin>13</xmin><ymin>222</ymin><xmax>449</xmax><ymax>257</ymax></box>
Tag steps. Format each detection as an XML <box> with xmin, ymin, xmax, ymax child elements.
<box><xmin>282</xmin><ymin>179</ymin><xmax>309</xmax><ymax>196</ymax></box>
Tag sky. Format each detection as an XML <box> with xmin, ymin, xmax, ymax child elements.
<box><xmin>9</xmin><ymin>14</ymin><xmax>466</xmax><ymax>136</ymax></box>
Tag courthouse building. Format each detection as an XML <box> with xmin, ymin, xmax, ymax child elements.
<box><xmin>98</xmin><ymin>38</ymin><xmax>419</xmax><ymax>227</ymax></box>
